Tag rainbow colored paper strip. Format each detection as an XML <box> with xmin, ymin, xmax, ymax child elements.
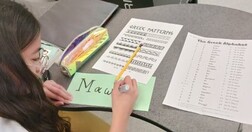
<box><xmin>60</xmin><ymin>26</ymin><xmax>109</xmax><ymax>77</ymax></box>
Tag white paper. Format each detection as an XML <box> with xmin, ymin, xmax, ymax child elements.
<box><xmin>163</xmin><ymin>33</ymin><xmax>252</xmax><ymax>124</ymax></box>
<box><xmin>93</xmin><ymin>18</ymin><xmax>183</xmax><ymax>83</ymax></box>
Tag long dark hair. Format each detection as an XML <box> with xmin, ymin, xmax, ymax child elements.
<box><xmin>0</xmin><ymin>1</ymin><xmax>70</xmax><ymax>131</ymax></box>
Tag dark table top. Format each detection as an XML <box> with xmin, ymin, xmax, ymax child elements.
<box><xmin>49</xmin><ymin>4</ymin><xmax>252</xmax><ymax>132</ymax></box>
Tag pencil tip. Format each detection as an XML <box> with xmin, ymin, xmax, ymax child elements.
<box><xmin>139</xmin><ymin>44</ymin><xmax>143</xmax><ymax>47</ymax></box>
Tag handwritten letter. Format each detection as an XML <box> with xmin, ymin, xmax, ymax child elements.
<box><xmin>67</xmin><ymin>72</ymin><xmax>156</xmax><ymax>111</ymax></box>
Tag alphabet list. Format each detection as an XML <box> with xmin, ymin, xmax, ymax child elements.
<box><xmin>163</xmin><ymin>33</ymin><xmax>252</xmax><ymax>124</ymax></box>
<box><xmin>93</xmin><ymin>18</ymin><xmax>182</xmax><ymax>84</ymax></box>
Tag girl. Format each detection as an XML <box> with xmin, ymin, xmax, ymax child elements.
<box><xmin>0</xmin><ymin>1</ymin><xmax>138</xmax><ymax>132</ymax></box>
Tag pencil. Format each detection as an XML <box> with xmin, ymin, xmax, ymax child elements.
<box><xmin>115</xmin><ymin>44</ymin><xmax>143</xmax><ymax>81</ymax></box>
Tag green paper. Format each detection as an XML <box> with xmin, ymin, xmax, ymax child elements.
<box><xmin>67</xmin><ymin>72</ymin><xmax>156</xmax><ymax>111</ymax></box>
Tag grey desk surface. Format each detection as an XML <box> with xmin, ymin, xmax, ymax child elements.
<box><xmin>50</xmin><ymin>4</ymin><xmax>252</xmax><ymax>132</ymax></box>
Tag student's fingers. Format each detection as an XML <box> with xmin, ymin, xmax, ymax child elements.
<box><xmin>52</xmin><ymin>100</ymin><xmax>65</xmax><ymax>106</ymax></box>
<box><xmin>48</xmin><ymin>80</ymin><xmax>72</xmax><ymax>97</ymax></box>
<box><xmin>123</xmin><ymin>76</ymin><xmax>133</xmax><ymax>88</ymax></box>
<box><xmin>131</xmin><ymin>79</ymin><xmax>137</xmax><ymax>91</ymax></box>
<box><xmin>113</xmin><ymin>80</ymin><xmax>123</xmax><ymax>93</ymax></box>
<box><xmin>43</xmin><ymin>87</ymin><xmax>65</xmax><ymax>102</ymax></box>
<box><xmin>43</xmin><ymin>81</ymin><xmax>72</xmax><ymax>106</ymax></box>
<box><xmin>132</xmin><ymin>79</ymin><xmax>138</xmax><ymax>99</ymax></box>
<box><xmin>43</xmin><ymin>80</ymin><xmax>72</xmax><ymax>100</ymax></box>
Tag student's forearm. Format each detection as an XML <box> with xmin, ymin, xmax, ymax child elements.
<box><xmin>110</xmin><ymin>114</ymin><xmax>129</xmax><ymax>132</ymax></box>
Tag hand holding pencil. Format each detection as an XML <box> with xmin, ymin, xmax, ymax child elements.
<box><xmin>111</xmin><ymin>45</ymin><xmax>141</xmax><ymax>131</ymax></box>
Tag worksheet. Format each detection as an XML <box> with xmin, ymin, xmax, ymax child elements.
<box><xmin>163</xmin><ymin>33</ymin><xmax>252</xmax><ymax>124</ymax></box>
<box><xmin>93</xmin><ymin>18</ymin><xmax>183</xmax><ymax>84</ymax></box>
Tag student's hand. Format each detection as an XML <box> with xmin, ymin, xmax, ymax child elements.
<box><xmin>110</xmin><ymin>76</ymin><xmax>138</xmax><ymax>132</ymax></box>
<box><xmin>43</xmin><ymin>80</ymin><xmax>72</xmax><ymax>106</ymax></box>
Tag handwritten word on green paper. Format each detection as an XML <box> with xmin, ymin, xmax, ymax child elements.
<box><xmin>67</xmin><ymin>72</ymin><xmax>156</xmax><ymax>111</ymax></box>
